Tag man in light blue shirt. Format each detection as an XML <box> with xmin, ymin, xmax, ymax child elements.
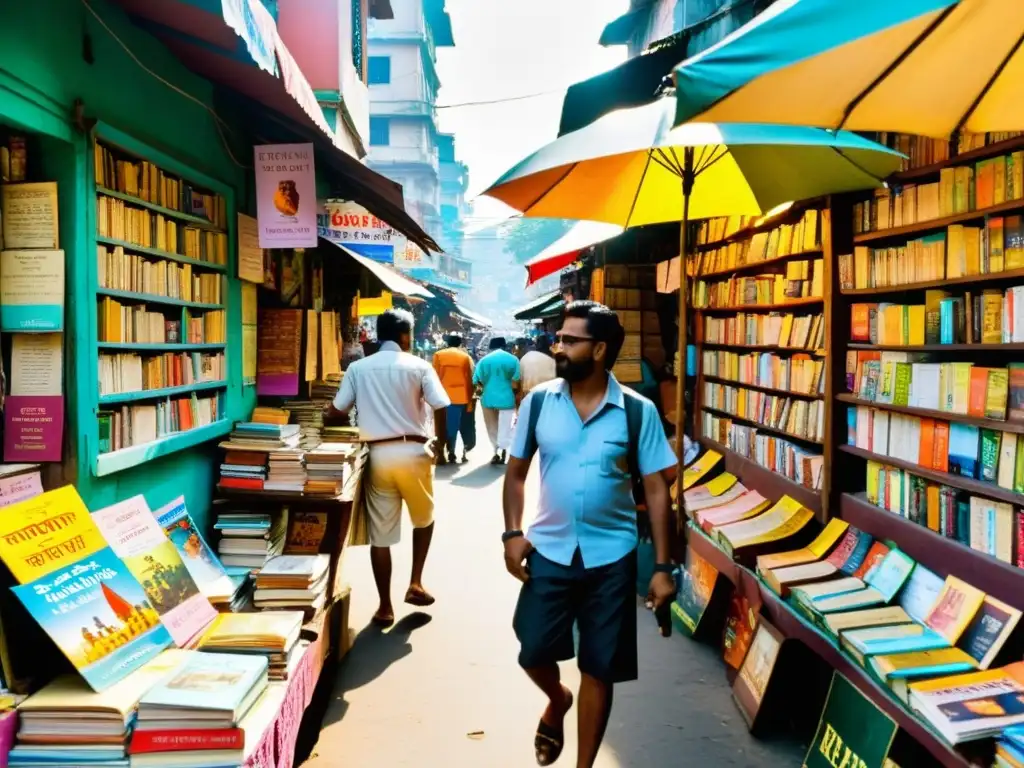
<box><xmin>473</xmin><ymin>337</ymin><xmax>521</xmax><ymax>464</ymax></box>
<box><xmin>502</xmin><ymin>301</ymin><xmax>676</xmax><ymax>768</ymax></box>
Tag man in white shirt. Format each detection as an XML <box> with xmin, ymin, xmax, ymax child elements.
<box><xmin>327</xmin><ymin>309</ymin><xmax>451</xmax><ymax>627</ymax></box>
<box><xmin>518</xmin><ymin>335</ymin><xmax>557</xmax><ymax>396</ymax></box>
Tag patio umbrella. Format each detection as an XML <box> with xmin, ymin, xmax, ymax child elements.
<box><xmin>482</xmin><ymin>98</ymin><xmax>903</xmax><ymax>501</ymax></box>
<box><xmin>672</xmin><ymin>0</ymin><xmax>1024</xmax><ymax>138</ymax></box>
<box><xmin>525</xmin><ymin>221</ymin><xmax>624</xmax><ymax>286</ymax></box>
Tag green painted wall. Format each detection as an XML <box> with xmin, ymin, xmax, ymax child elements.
<box><xmin>0</xmin><ymin>0</ymin><xmax>258</xmax><ymax>530</ymax></box>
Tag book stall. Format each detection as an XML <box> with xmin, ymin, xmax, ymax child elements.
<box><xmin>669</xmin><ymin>129</ymin><xmax>1024</xmax><ymax>768</ymax></box>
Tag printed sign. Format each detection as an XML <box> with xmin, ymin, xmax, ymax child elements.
<box><xmin>804</xmin><ymin>673</ymin><xmax>897</xmax><ymax>768</ymax></box>
<box><xmin>319</xmin><ymin>202</ymin><xmax>397</xmax><ymax>263</ymax></box>
<box><xmin>254</xmin><ymin>143</ymin><xmax>317</xmax><ymax>248</ymax></box>
<box><xmin>3</xmin><ymin>395</ymin><xmax>63</xmax><ymax>462</ymax></box>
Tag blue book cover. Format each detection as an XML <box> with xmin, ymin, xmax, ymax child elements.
<box><xmin>865</xmin><ymin>549</ymin><xmax>916</xmax><ymax>602</ymax></box>
<box><xmin>838</xmin><ymin>530</ymin><xmax>875</xmax><ymax>577</ymax></box>
<box><xmin>844</xmin><ymin>623</ymin><xmax>950</xmax><ymax>658</ymax></box>
<box><xmin>13</xmin><ymin>547</ymin><xmax>172</xmax><ymax>692</ymax></box>
<box><xmin>948</xmin><ymin>423</ymin><xmax>981</xmax><ymax>479</ymax></box>
<box><xmin>898</xmin><ymin>563</ymin><xmax>945</xmax><ymax>623</ymax></box>
<box><xmin>155</xmin><ymin>496</ymin><xmax>236</xmax><ymax>603</ymax></box>
<box><xmin>139</xmin><ymin>650</ymin><xmax>267</xmax><ymax>715</ymax></box>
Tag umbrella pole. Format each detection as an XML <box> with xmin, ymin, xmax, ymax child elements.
<box><xmin>673</xmin><ymin>148</ymin><xmax>695</xmax><ymax>520</ymax></box>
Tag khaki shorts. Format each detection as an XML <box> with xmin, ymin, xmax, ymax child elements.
<box><xmin>365</xmin><ymin>442</ymin><xmax>435</xmax><ymax>547</ymax></box>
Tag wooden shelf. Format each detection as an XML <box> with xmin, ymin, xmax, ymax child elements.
<box><xmin>836</xmin><ymin>393</ymin><xmax>1024</xmax><ymax>434</ymax></box>
<box><xmin>890</xmin><ymin>135</ymin><xmax>1024</xmax><ymax>184</ymax></box>
<box><xmin>704</xmin><ymin>375</ymin><xmax>823</xmax><ymax>401</ymax></box>
<box><xmin>702</xmin><ymin>405</ymin><xmax>825</xmax><ymax>446</ymax></box>
<box><xmin>837</xmin><ymin>444</ymin><xmax>1024</xmax><ymax>506</ymax></box>
<box><xmin>853</xmin><ymin>198</ymin><xmax>1024</xmax><ymax>244</ymax></box>
<box><xmin>97</xmin><ymin>186</ymin><xmax>226</xmax><ymax>232</ymax></box>
<box><xmin>848</xmin><ymin>342</ymin><xmax>1024</xmax><ymax>352</ymax></box>
<box><xmin>98</xmin><ymin>380</ymin><xmax>226</xmax><ymax>406</ymax></box>
<box><xmin>216</xmin><ymin>487</ymin><xmax>354</xmax><ymax>506</ymax></box>
<box><xmin>696</xmin><ymin>436</ymin><xmax>822</xmax><ymax>516</ymax></box>
<box><xmin>97</xmin><ymin>342</ymin><xmax>226</xmax><ymax>351</ymax></box>
<box><xmin>697</xmin><ymin>249</ymin><xmax>823</xmax><ymax>280</ymax></box>
<box><xmin>94</xmin><ymin>419</ymin><xmax>232</xmax><ymax>476</ymax></box>
<box><xmin>840</xmin><ymin>492</ymin><xmax>1024</xmax><ymax>608</ymax></box>
<box><xmin>700</xmin><ymin>342</ymin><xmax>827</xmax><ymax>357</ymax></box>
<box><xmin>839</xmin><ymin>266</ymin><xmax>1024</xmax><ymax>296</ymax></box>
<box><xmin>97</xmin><ymin>236</ymin><xmax>228</xmax><ymax>273</ymax></box>
<box><xmin>97</xmin><ymin>287</ymin><xmax>224</xmax><ymax>310</ymax></box>
<box><xmin>697</xmin><ymin>297</ymin><xmax>823</xmax><ymax>313</ymax></box>
<box><xmin>685</xmin><ymin>523</ymin><xmax>740</xmax><ymax>585</ymax></box>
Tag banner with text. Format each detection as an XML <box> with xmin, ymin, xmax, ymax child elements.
<box><xmin>318</xmin><ymin>202</ymin><xmax>397</xmax><ymax>263</ymax></box>
<box><xmin>254</xmin><ymin>143</ymin><xmax>317</xmax><ymax>249</ymax></box>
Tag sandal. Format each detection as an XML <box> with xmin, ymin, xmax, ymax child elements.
<box><xmin>534</xmin><ymin>690</ymin><xmax>573</xmax><ymax>766</ymax></box>
<box><xmin>371</xmin><ymin>611</ymin><xmax>395</xmax><ymax>628</ymax></box>
<box><xmin>404</xmin><ymin>586</ymin><xmax>436</xmax><ymax>607</ymax></box>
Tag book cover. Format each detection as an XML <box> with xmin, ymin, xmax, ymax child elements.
<box><xmin>948</xmin><ymin>423</ymin><xmax>981</xmax><ymax>479</ymax></box>
<box><xmin>821</xmin><ymin>605</ymin><xmax>913</xmax><ymax>637</ymax></box>
<box><xmin>0</xmin><ymin>248</ymin><xmax>65</xmax><ymax>331</ymax></box>
<box><xmin>129</xmin><ymin>727</ymin><xmax>244</xmax><ymax>755</ymax></box>
<box><xmin>717</xmin><ymin>496</ymin><xmax>814</xmax><ymax>554</ymax></box>
<box><xmin>684</xmin><ymin>481</ymin><xmax>748</xmax><ymax>515</ymax></box>
<box><xmin>674</xmin><ymin>547</ymin><xmax>719</xmax><ymax>636</ymax></box>
<box><xmin>908</xmin><ymin>665</ymin><xmax>1024</xmax><ymax>745</ymax></box>
<box><xmin>12</xmin><ymin>547</ymin><xmax>172</xmax><ymax>691</ymax></box>
<box><xmin>682</xmin><ymin>450</ymin><xmax>722</xmax><ymax>491</ymax></box>
<box><xmin>93</xmin><ymin>496</ymin><xmax>217</xmax><ymax>647</ymax></box>
<box><xmin>850</xmin><ymin>540</ymin><xmax>889</xmax><ymax>580</ymax></box>
<box><xmin>870</xmin><ymin>647</ymin><xmax>977</xmax><ymax>680</ymax></box>
<box><xmin>924</xmin><ymin>576</ymin><xmax>986</xmax><ymax>644</ymax></box>
<box><xmin>733</xmin><ymin>620</ymin><xmax>784</xmax><ymax>730</ymax></box>
<box><xmin>697</xmin><ymin>491</ymin><xmax>771</xmax><ymax>531</ymax></box>
<box><xmin>842</xmin><ymin>623</ymin><xmax>948</xmax><ymax>659</ymax></box>
<box><xmin>960</xmin><ymin>596</ymin><xmax>1022</xmax><ymax>670</ymax></box>
<box><xmin>722</xmin><ymin>592</ymin><xmax>757</xmax><ymax>670</ymax></box>
<box><xmin>864</xmin><ymin>549</ymin><xmax>915</xmax><ymax>602</ymax></box>
<box><xmin>284</xmin><ymin>512</ymin><xmax>329</xmax><ymax>555</ymax></box>
<box><xmin>755</xmin><ymin>518</ymin><xmax>848</xmax><ymax>573</ymax></box>
<box><xmin>139</xmin><ymin>650</ymin><xmax>267</xmax><ymax>715</ymax></box>
<box><xmin>812</xmin><ymin>586</ymin><xmax>885</xmax><ymax>614</ymax></box>
<box><xmin>155</xmin><ymin>496</ymin><xmax>235</xmax><ymax>602</ymax></box>
<box><xmin>0</xmin><ymin>485</ymin><xmax>106</xmax><ymax>583</ymax></box>
<box><xmin>793</xmin><ymin>575</ymin><xmax>866</xmax><ymax>602</ymax></box>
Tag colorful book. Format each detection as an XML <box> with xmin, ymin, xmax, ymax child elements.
<box><xmin>155</xmin><ymin>496</ymin><xmax>236</xmax><ymax>603</ymax></box>
<box><xmin>842</xmin><ymin>623</ymin><xmax>950</xmax><ymax>663</ymax></box>
<box><xmin>898</xmin><ymin>564</ymin><xmax>946</xmax><ymax>623</ymax></box>
<box><xmin>12</xmin><ymin>547</ymin><xmax>173</xmax><ymax>691</ymax></box>
<box><xmin>138</xmin><ymin>650</ymin><xmax>267</xmax><ymax>721</ymax></box>
<box><xmin>909</xmin><ymin>663</ymin><xmax>1024</xmax><ymax>745</ymax></box>
<box><xmin>93</xmin><ymin>496</ymin><xmax>217</xmax><ymax>646</ymax></box>
<box><xmin>697</xmin><ymin>491</ymin><xmax>771</xmax><ymax>531</ymax></box>
<box><xmin>821</xmin><ymin>606</ymin><xmax>914</xmax><ymax>638</ymax></box>
<box><xmin>924</xmin><ymin>576</ymin><xmax>986</xmax><ymax>644</ymax></box>
<box><xmin>870</xmin><ymin>647</ymin><xmax>977</xmax><ymax>681</ymax></box>
<box><xmin>682</xmin><ymin>450</ymin><xmax>722</xmax><ymax>491</ymax></box>
<box><xmin>716</xmin><ymin>496</ymin><xmax>815</xmax><ymax>557</ymax></box>
<box><xmin>960</xmin><ymin>596</ymin><xmax>1022</xmax><ymax>669</ymax></box>
<box><xmin>0</xmin><ymin>485</ymin><xmax>106</xmax><ymax>583</ymax></box>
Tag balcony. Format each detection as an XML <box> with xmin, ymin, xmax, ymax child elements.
<box><xmin>367</xmin><ymin>145</ymin><xmax>440</xmax><ymax>174</ymax></box>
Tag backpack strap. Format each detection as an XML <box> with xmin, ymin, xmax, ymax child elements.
<box><xmin>622</xmin><ymin>389</ymin><xmax>644</xmax><ymax>485</ymax></box>
<box><xmin>521</xmin><ymin>392</ymin><xmax>548</xmax><ymax>460</ymax></box>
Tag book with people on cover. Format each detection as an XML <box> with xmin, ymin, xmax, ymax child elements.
<box><xmin>155</xmin><ymin>496</ymin><xmax>237</xmax><ymax>604</ymax></box>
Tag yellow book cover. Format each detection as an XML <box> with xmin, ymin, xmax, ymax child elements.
<box><xmin>982</xmin><ymin>292</ymin><xmax>1004</xmax><ymax>345</ymax></box>
<box><xmin>778</xmin><ymin>314</ymin><xmax>794</xmax><ymax>346</ymax></box>
<box><xmin>908</xmin><ymin>306</ymin><xmax>926</xmax><ymax>346</ymax></box>
<box><xmin>871</xmin><ymin>647</ymin><xmax>977</xmax><ymax>679</ymax></box>
<box><xmin>924</xmin><ymin>576</ymin><xmax>986</xmax><ymax>644</ymax></box>
<box><xmin>703</xmin><ymin>472</ymin><xmax>737</xmax><ymax>497</ymax></box>
<box><xmin>199</xmin><ymin>611</ymin><xmax>303</xmax><ymax>648</ymax></box>
<box><xmin>682</xmin><ymin>450</ymin><xmax>722</xmax><ymax>491</ymax></box>
<box><xmin>0</xmin><ymin>486</ymin><xmax>106</xmax><ymax>583</ymax></box>
<box><xmin>952</xmin><ymin>363</ymin><xmax>973</xmax><ymax>415</ymax></box>
<box><xmin>985</xmin><ymin>368</ymin><xmax>1009</xmax><ymax>420</ymax></box>
<box><xmin>719</xmin><ymin>498</ymin><xmax>814</xmax><ymax>553</ymax></box>
<box><xmin>827</xmin><ymin>609</ymin><xmax>915</xmax><ymax>637</ymax></box>
<box><xmin>908</xmin><ymin>666</ymin><xmax>1009</xmax><ymax>695</ymax></box>
<box><xmin>755</xmin><ymin>518</ymin><xmax>849</xmax><ymax>573</ymax></box>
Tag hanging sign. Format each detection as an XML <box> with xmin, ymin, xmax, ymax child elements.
<box><xmin>254</xmin><ymin>143</ymin><xmax>317</xmax><ymax>248</ymax></box>
<box><xmin>318</xmin><ymin>202</ymin><xmax>397</xmax><ymax>263</ymax></box>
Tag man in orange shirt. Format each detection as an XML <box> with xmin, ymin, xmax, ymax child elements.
<box><xmin>432</xmin><ymin>334</ymin><xmax>477</xmax><ymax>463</ymax></box>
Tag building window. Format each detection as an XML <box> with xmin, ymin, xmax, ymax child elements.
<box><xmin>368</xmin><ymin>56</ymin><xmax>391</xmax><ymax>85</ymax></box>
<box><xmin>370</xmin><ymin>117</ymin><xmax>390</xmax><ymax>146</ymax></box>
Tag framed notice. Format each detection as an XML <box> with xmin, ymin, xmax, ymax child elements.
<box><xmin>804</xmin><ymin>673</ymin><xmax>897</xmax><ymax>768</ymax></box>
<box><xmin>2</xmin><ymin>182</ymin><xmax>58</xmax><ymax>249</ymax></box>
<box><xmin>256</xmin><ymin>308</ymin><xmax>301</xmax><ymax>396</ymax></box>
<box><xmin>0</xmin><ymin>250</ymin><xmax>64</xmax><ymax>331</ymax></box>
<box><xmin>254</xmin><ymin>143</ymin><xmax>317</xmax><ymax>248</ymax></box>
<box><xmin>237</xmin><ymin>214</ymin><xmax>264</xmax><ymax>284</ymax></box>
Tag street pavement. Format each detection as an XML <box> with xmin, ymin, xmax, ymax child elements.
<box><xmin>302</xmin><ymin>419</ymin><xmax>806</xmax><ymax>767</ymax></box>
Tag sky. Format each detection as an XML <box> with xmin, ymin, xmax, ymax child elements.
<box><xmin>435</xmin><ymin>0</ymin><xmax>628</xmax><ymax>224</ymax></box>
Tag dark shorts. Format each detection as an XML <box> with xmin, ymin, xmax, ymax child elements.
<box><xmin>513</xmin><ymin>548</ymin><xmax>638</xmax><ymax>684</ymax></box>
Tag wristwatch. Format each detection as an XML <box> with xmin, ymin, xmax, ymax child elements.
<box><xmin>502</xmin><ymin>530</ymin><xmax>524</xmax><ymax>543</ymax></box>
<box><xmin>653</xmin><ymin>563</ymin><xmax>675</xmax><ymax>574</ymax></box>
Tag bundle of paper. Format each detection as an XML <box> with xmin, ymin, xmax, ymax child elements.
<box><xmin>197</xmin><ymin>612</ymin><xmax>303</xmax><ymax>682</ymax></box>
<box><xmin>265</xmin><ymin>449</ymin><xmax>306</xmax><ymax>493</ymax></box>
<box><xmin>129</xmin><ymin>651</ymin><xmax>268</xmax><ymax>767</ymax></box>
<box><xmin>254</xmin><ymin>555</ymin><xmax>330</xmax><ymax>619</ymax></box>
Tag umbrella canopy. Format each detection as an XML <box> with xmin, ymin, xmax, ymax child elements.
<box><xmin>525</xmin><ymin>221</ymin><xmax>624</xmax><ymax>286</ymax></box>
<box><xmin>483</xmin><ymin>99</ymin><xmax>903</xmax><ymax>226</ymax></box>
<box><xmin>672</xmin><ymin>0</ymin><xmax>1024</xmax><ymax>138</ymax></box>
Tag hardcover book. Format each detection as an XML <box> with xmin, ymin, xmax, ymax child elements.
<box><xmin>138</xmin><ymin>650</ymin><xmax>267</xmax><ymax>720</ymax></box>
<box><xmin>697</xmin><ymin>491</ymin><xmax>771</xmax><ymax>532</ymax></box>
<box><xmin>898</xmin><ymin>564</ymin><xmax>945</xmax><ymax>623</ymax></box>
<box><xmin>673</xmin><ymin>547</ymin><xmax>720</xmax><ymax>637</ymax></box>
<box><xmin>93</xmin><ymin>496</ymin><xmax>217</xmax><ymax>647</ymax></box>
<box><xmin>733</xmin><ymin>619</ymin><xmax>784</xmax><ymax>732</ymax></box>
<box><xmin>12</xmin><ymin>547</ymin><xmax>173</xmax><ymax>691</ymax></box>
<box><xmin>716</xmin><ymin>496</ymin><xmax>815</xmax><ymax>558</ymax></box>
<box><xmin>908</xmin><ymin>663</ymin><xmax>1024</xmax><ymax>744</ymax></box>
<box><xmin>683</xmin><ymin>471</ymin><xmax>739</xmax><ymax>511</ymax></box>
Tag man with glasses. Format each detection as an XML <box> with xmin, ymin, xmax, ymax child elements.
<box><xmin>502</xmin><ymin>301</ymin><xmax>677</xmax><ymax>767</ymax></box>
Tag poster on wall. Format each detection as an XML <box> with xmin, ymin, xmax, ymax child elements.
<box><xmin>3</xmin><ymin>395</ymin><xmax>63</xmax><ymax>462</ymax></box>
<box><xmin>256</xmin><ymin>308</ymin><xmax>302</xmax><ymax>396</ymax></box>
<box><xmin>254</xmin><ymin>144</ymin><xmax>317</xmax><ymax>249</ymax></box>
<box><xmin>318</xmin><ymin>202</ymin><xmax>397</xmax><ymax>264</ymax></box>
<box><xmin>237</xmin><ymin>214</ymin><xmax>264</xmax><ymax>284</ymax></box>
<box><xmin>0</xmin><ymin>249</ymin><xmax>65</xmax><ymax>331</ymax></box>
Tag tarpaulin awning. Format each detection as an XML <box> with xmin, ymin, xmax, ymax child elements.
<box><xmin>112</xmin><ymin>0</ymin><xmax>439</xmax><ymax>253</ymax></box>
<box><xmin>599</xmin><ymin>8</ymin><xmax>647</xmax><ymax>46</ymax></box>
<box><xmin>513</xmin><ymin>290</ymin><xmax>564</xmax><ymax>321</ymax></box>
<box><xmin>319</xmin><ymin>237</ymin><xmax>434</xmax><ymax>298</ymax></box>
<box><xmin>454</xmin><ymin>304</ymin><xmax>492</xmax><ymax>328</ymax></box>
<box><xmin>525</xmin><ymin>221</ymin><xmax>624</xmax><ymax>286</ymax></box>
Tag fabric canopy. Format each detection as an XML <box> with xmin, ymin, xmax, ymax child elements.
<box><xmin>454</xmin><ymin>304</ymin><xmax>492</xmax><ymax>328</ymax></box>
<box><xmin>113</xmin><ymin>0</ymin><xmax>439</xmax><ymax>253</ymax></box>
<box><xmin>525</xmin><ymin>221</ymin><xmax>624</xmax><ymax>286</ymax></box>
<box><xmin>599</xmin><ymin>8</ymin><xmax>647</xmax><ymax>46</ymax></box>
<box><xmin>513</xmin><ymin>291</ymin><xmax>563</xmax><ymax>321</ymax></box>
<box><xmin>319</xmin><ymin>238</ymin><xmax>433</xmax><ymax>298</ymax></box>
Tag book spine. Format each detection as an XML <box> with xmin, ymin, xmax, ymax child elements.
<box><xmin>129</xmin><ymin>727</ymin><xmax>244</xmax><ymax>754</ymax></box>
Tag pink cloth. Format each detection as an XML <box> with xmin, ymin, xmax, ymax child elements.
<box><xmin>243</xmin><ymin>636</ymin><xmax>324</xmax><ymax>768</ymax></box>
<box><xmin>0</xmin><ymin>711</ymin><xmax>16</xmax><ymax>768</ymax></box>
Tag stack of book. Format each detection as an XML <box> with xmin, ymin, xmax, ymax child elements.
<box><xmin>130</xmin><ymin>651</ymin><xmax>269</xmax><ymax>768</ymax></box>
<box><xmin>223</xmin><ymin>422</ymin><xmax>301</xmax><ymax>452</ymax></box>
<box><xmin>320</xmin><ymin>425</ymin><xmax>360</xmax><ymax>444</ymax></box>
<box><xmin>264</xmin><ymin>449</ymin><xmax>307</xmax><ymax>493</ymax></box>
<box><xmin>254</xmin><ymin>555</ymin><xmax>330</xmax><ymax>619</ymax></box>
<box><xmin>197</xmin><ymin>612</ymin><xmax>305</xmax><ymax>682</ymax></box>
<box><xmin>218</xmin><ymin>450</ymin><xmax>268</xmax><ymax>491</ymax></box>
<box><xmin>9</xmin><ymin>650</ymin><xmax>188</xmax><ymax>768</ymax></box>
<box><xmin>304</xmin><ymin>443</ymin><xmax>358</xmax><ymax>496</ymax></box>
<box><xmin>281</xmin><ymin>399</ymin><xmax>324</xmax><ymax>450</ymax></box>
<box><xmin>214</xmin><ymin>511</ymin><xmax>287</xmax><ymax>570</ymax></box>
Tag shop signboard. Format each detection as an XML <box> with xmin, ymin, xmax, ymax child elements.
<box><xmin>254</xmin><ymin>143</ymin><xmax>317</xmax><ymax>249</ymax></box>
<box><xmin>803</xmin><ymin>672</ymin><xmax>896</xmax><ymax>768</ymax></box>
<box><xmin>319</xmin><ymin>202</ymin><xmax>397</xmax><ymax>263</ymax></box>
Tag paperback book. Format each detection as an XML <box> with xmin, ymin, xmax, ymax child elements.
<box><xmin>155</xmin><ymin>496</ymin><xmax>236</xmax><ymax>603</ymax></box>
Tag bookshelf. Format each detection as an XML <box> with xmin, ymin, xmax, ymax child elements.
<box><xmin>691</xmin><ymin>205</ymin><xmax>832</xmax><ymax>519</ymax></box>
<box><xmin>88</xmin><ymin>126</ymin><xmax>235</xmax><ymax>476</ymax></box>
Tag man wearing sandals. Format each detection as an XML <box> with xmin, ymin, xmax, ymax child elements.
<box><xmin>327</xmin><ymin>309</ymin><xmax>450</xmax><ymax>626</ymax></box>
<box><xmin>502</xmin><ymin>301</ymin><xmax>677</xmax><ymax>767</ymax></box>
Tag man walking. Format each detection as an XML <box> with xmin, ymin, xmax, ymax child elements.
<box><xmin>518</xmin><ymin>334</ymin><xmax>557</xmax><ymax>397</ymax></box>
<box><xmin>502</xmin><ymin>301</ymin><xmax>677</xmax><ymax>767</ymax></box>
<box><xmin>432</xmin><ymin>333</ymin><xmax>477</xmax><ymax>463</ymax></box>
<box><xmin>474</xmin><ymin>337</ymin><xmax>520</xmax><ymax>464</ymax></box>
<box><xmin>327</xmin><ymin>309</ymin><xmax>450</xmax><ymax>627</ymax></box>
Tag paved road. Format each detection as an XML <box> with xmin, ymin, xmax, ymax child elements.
<box><xmin>303</xmin><ymin>423</ymin><xmax>806</xmax><ymax>767</ymax></box>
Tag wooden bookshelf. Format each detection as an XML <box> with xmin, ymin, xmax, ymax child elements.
<box><xmin>890</xmin><ymin>134</ymin><xmax>1024</xmax><ymax>184</ymax></box>
<box><xmin>697</xmin><ymin>296</ymin><xmax>824</xmax><ymax>313</ymax></box>
<box><xmin>836</xmin><ymin>393</ymin><xmax>1024</xmax><ymax>434</ymax></box>
<box><xmin>89</xmin><ymin>127</ymin><xmax>235</xmax><ymax>476</ymax></box>
<box><xmin>703</xmin><ymin>376</ymin><xmax>823</xmax><ymax>401</ymax></box>
<box><xmin>702</xmin><ymin>406</ymin><xmax>825</xmax><ymax>447</ymax></box>
<box><xmin>853</xmin><ymin>197</ymin><xmax>1024</xmax><ymax>244</ymax></box>
<box><xmin>700</xmin><ymin>342</ymin><xmax>827</xmax><ymax>356</ymax></box>
<box><xmin>839</xmin><ymin>266</ymin><xmax>1024</xmax><ymax>295</ymax></box>
<box><xmin>848</xmin><ymin>342</ymin><xmax>1024</xmax><ymax>352</ymax></box>
<box><xmin>697</xmin><ymin>249</ymin><xmax>823</xmax><ymax>279</ymax></box>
